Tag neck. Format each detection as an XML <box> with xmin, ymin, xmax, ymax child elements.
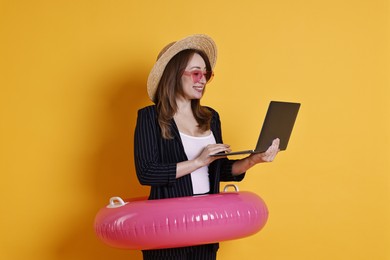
<box><xmin>175</xmin><ymin>97</ymin><xmax>192</xmax><ymax>114</ymax></box>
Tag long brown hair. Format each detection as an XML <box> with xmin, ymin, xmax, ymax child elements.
<box><xmin>155</xmin><ymin>49</ymin><xmax>213</xmax><ymax>139</ymax></box>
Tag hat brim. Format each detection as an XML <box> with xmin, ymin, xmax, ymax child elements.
<box><xmin>147</xmin><ymin>34</ymin><xmax>217</xmax><ymax>102</ymax></box>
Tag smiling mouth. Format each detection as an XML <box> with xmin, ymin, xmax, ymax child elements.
<box><xmin>194</xmin><ymin>86</ymin><xmax>204</xmax><ymax>92</ymax></box>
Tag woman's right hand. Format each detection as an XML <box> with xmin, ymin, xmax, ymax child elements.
<box><xmin>176</xmin><ymin>144</ymin><xmax>230</xmax><ymax>179</ymax></box>
<box><xmin>194</xmin><ymin>144</ymin><xmax>231</xmax><ymax>167</ymax></box>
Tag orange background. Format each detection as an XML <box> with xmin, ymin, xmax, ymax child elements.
<box><xmin>0</xmin><ymin>0</ymin><xmax>389</xmax><ymax>259</ymax></box>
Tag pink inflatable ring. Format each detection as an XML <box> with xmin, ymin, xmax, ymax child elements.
<box><xmin>94</xmin><ymin>185</ymin><xmax>269</xmax><ymax>250</ymax></box>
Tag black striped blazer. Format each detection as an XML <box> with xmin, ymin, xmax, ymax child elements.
<box><xmin>134</xmin><ymin>105</ymin><xmax>246</xmax><ymax>200</ymax></box>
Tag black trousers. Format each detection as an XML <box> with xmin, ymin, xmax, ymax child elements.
<box><xmin>142</xmin><ymin>244</ymin><xmax>218</xmax><ymax>260</ymax></box>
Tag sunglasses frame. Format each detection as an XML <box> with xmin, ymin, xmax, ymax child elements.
<box><xmin>182</xmin><ymin>70</ymin><xmax>214</xmax><ymax>84</ymax></box>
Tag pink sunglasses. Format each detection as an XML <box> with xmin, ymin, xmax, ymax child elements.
<box><xmin>182</xmin><ymin>70</ymin><xmax>214</xmax><ymax>84</ymax></box>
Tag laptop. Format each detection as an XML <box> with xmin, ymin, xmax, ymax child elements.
<box><xmin>211</xmin><ymin>101</ymin><xmax>301</xmax><ymax>156</ymax></box>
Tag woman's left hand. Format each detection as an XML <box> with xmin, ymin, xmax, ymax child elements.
<box><xmin>231</xmin><ymin>138</ymin><xmax>280</xmax><ymax>175</ymax></box>
<box><xmin>248</xmin><ymin>138</ymin><xmax>280</xmax><ymax>164</ymax></box>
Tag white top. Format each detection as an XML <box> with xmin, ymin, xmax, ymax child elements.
<box><xmin>179</xmin><ymin>131</ymin><xmax>216</xmax><ymax>195</ymax></box>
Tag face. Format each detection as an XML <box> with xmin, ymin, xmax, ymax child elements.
<box><xmin>179</xmin><ymin>53</ymin><xmax>208</xmax><ymax>101</ymax></box>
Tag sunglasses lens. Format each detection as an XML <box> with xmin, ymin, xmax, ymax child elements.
<box><xmin>191</xmin><ymin>71</ymin><xmax>203</xmax><ymax>83</ymax></box>
<box><xmin>183</xmin><ymin>70</ymin><xmax>214</xmax><ymax>83</ymax></box>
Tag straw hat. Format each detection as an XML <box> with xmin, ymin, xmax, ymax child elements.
<box><xmin>147</xmin><ymin>34</ymin><xmax>217</xmax><ymax>102</ymax></box>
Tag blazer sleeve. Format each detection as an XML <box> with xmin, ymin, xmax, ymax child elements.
<box><xmin>134</xmin><ymin>106</ymin><xmax>177</xmax><ymax>186</ymax></box>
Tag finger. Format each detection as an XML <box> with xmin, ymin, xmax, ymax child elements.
<box><xmin>206</xmin><ymin>145</ymin><xmax>231</xmax><ymax>157</ymax></box>
<box><xmin>207</xmin><ymin>144</ymin><xmax>230</xmax><ymax>149</ymax></box>
<box><xmin>209</xmin><ymin>147</ymin><xmax>231</xmax><ymax>156</ymax></box>
<box><xmin>267</xmin><ymin>152</ymin><xmax>276</xmax><ymax>162</ymax></box>
<box><xmin>265</xmin><ymin>140</ymin><xmax>279</xmax><ymax>155</ymax></box>
<box><xmin>262</xmin><ymin>149</ymin><xmax>276</xmax><ymax>162</ymax></box>
<box><xmin>267</xmin><ymin>147</ymin><xmax>279</xmax><ymax>161</ymax></box>
<box><xmin>209</xmin><ymin>144</ymin><xmax>230</xmax><ymax>151</ymax></box>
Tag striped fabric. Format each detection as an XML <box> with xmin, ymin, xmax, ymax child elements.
<box><xmin>142</xmin><ymin>244</ymin><xmax>218</xmax><ymax>260</ymax></box>
<box><xmin>134</xmin><ymin>105</ymin><xmax>246</xmax><ymax>259</ymax></box>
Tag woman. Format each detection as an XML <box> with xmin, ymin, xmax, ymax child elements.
<box><xmin>134</xmin><ymin>34</ymin><xmax>280</xmax><ymax>260</ymax></box>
